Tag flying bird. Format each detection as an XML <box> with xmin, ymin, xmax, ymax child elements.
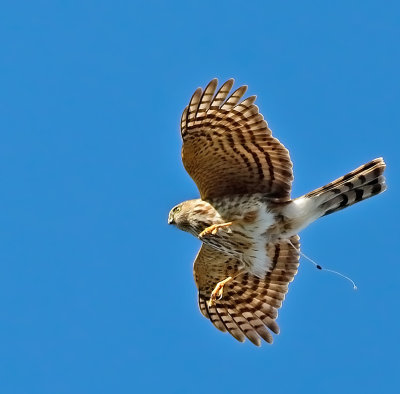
<box><xmin>168</xmin><ymin>79</ymin><xmax>386</xmax><ymax>346</ymax></box>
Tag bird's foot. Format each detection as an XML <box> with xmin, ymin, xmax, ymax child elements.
<box><xmin>207</xmin><ymin>276</ymin><xmax>234</xmax><ymax>307</ymax></box>
<box><xmin>199</xmin><ymin>222</ymin><xmax>233</xmax><ymax>238</ymax></box>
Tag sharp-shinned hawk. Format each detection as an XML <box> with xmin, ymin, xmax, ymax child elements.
<box><xmin>168</xmin><ymin>79</ymin><xmax>386</xmax><ymax>346</ymax></box>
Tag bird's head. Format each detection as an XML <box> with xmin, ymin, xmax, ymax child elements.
<box><xmin>168</xmin><ymin>199</ymin><xmax>207</xmax><ymax>235</ymax></box>
<box><xmin>168</xmin><ymin>202</ymin><xmax>187</xmax><ymax>228</ymax></box>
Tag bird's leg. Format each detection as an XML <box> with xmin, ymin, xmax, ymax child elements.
<box><xmin>207</xmin><ymin>269</ymin><xmax>244</xmax><ymax>307</ymax></box>
<box><xmin>208</xmin><ymin>276</ymin><xmax>234</xmax><ymax>307</ymax></box>
<box><xmin>199</xmin><ymin>221</ymin><xmax>234</xmax><ymax>238</ymax></box>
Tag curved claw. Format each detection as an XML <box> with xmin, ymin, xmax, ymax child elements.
<box><xmin>207</xmin><ymin>276</ymin><xmax>234</xmax><ymax>307</ymax></box>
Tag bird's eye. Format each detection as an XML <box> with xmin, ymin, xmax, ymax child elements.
<box><xmin>174</xmin><ymin>206</ymin><xmax>181</xmax><ymax>213</ymax></box>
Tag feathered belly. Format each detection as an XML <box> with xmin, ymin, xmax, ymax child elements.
<box><xmin>201</xmin><ymin>207</ymin><xmax>278</xmax><ymax>277</ymax></box>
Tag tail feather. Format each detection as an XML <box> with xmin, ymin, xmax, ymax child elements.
<box><xmin>321</xmin><ymin>175</ymin><xmax>386</xmax><ymax>216</ymax></box>
<box><xmin>305</xmin><ymin>157</ymin><xmax>386</xmax><ymax>217</ymax></box>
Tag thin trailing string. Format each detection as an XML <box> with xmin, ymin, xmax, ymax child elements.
<box><xmin>287</xmin><ymin>240</ymin><xmax>357</xmax><ymax>290</ymax></box>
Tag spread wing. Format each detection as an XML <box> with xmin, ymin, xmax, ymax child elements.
<box><xmin>181</xmin><ymin>79</ymin><xmax>293</xmax><ymax>201</ymax></box>
<box><xmin>193</xmin><ymin>235</ymin><xmax>300</xmax><ymax>346</ymax></box>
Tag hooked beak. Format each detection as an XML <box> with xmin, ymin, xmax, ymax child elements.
<box><xmin>168</xmin><ymin>215</ymin><xmax>175</xmax><ymax>225</ymax></box>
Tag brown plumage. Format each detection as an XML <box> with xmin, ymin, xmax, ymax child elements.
<box><xmin>168</xmin><ymin>78</ymin><xmax>387</xmax><ymax>346</ymax></box>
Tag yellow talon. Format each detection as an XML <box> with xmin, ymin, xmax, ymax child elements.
<box><xmin>207</xmin><ymin>276</ymin><xmax>234</xmax><ymax>307</ymax></box>
<box><xmin>199</xmin><ymin>222</ymin><xmax>234</xmax><ymax>238</ymax></box>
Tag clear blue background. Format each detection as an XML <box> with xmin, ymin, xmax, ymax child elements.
<box><xmin>1</xmin><ymin>1</ymin><xmax>399</xmax><ymax>393</ymax></box>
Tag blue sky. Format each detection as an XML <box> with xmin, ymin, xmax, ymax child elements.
<box><xmin>1</xmin><ymin>1</ymin><xmax>399</xmax><ymax>393</ymax></box>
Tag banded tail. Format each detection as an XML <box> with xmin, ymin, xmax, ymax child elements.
<box><xmin>305</xmin><ymin>157</ymin><xmax>386</xmax><ymax>217</ymax></box>
<box><xmin>284</xmin><ymin>158</ymin><xmax>386</xmax><ymax>233</ymax></box>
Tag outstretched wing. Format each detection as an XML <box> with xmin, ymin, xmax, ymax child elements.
<box><xmin>181</xmin><ymin>79</ymin><xmax>293</xmax><ymax>201</ymax></box>
<box><xmin>193</xmin><ymin>235</ymin><xmax>300</xmax><ymax>346</ymax></box>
